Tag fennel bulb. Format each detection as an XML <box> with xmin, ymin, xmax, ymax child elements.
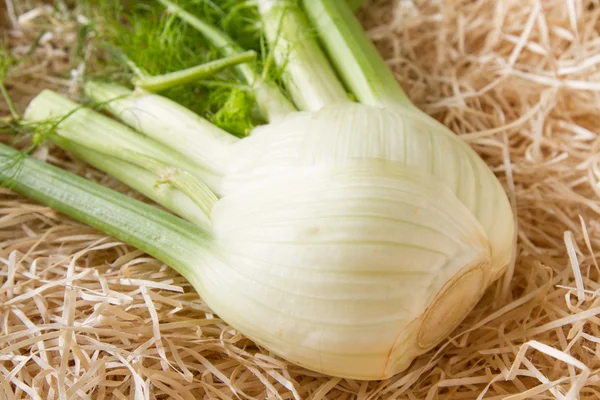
<box><xmin>4</xmin><ymin>0</ymin><xmax>515</xmax><ymax>380</ymax></box>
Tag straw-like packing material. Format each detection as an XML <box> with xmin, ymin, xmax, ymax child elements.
<box><xmin>2</xmin><ymin>0</ymin><xmax>600</xmax><ymax>398</ymax></box>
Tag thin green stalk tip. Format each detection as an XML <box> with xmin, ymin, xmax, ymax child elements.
<box><xmin>133</xmin><ymin>51</ymin><xmax>258</xmax><ymax>93</ymax></box>
<box><xmin>1</xmin><ymin>81</ymin><xmax>20</xmax><ymax>120</ymax></box>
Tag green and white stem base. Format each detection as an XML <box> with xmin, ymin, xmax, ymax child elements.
<box><xmin>0</xmin><ymin>142</ymin><xmax>207</xmax><ymax>279</ymax></box>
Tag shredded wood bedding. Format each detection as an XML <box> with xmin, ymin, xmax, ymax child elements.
<box><xmin>2</xmin><ymin>0</ymin><xmax>600</xmax><ymax>398</ymax></box>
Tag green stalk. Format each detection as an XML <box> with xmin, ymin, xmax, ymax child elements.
<box><xmin>256</xmin><ymin>0</ymin><xmax>350</xmax><ymax>111</ymax></box>
<box><xmin>157</xmin><ymin>0</ymin><xmax>296</xmax><ymax>121</ymax></box>
<box><xmin>0</xmin><ymin>142</ymin><xmax>208</xmax><ymax>281</ymax></box>
<box><xmin>133</xmin><ymin>51</ymin><xmax>257</xmax><ymax>93</ymax></box>
<box><xmin>54</xmin><ymin>138</ymin><xmax>211</xmax><ymax>228</ymax></box>
<box><xmin>302</xmin><ymin>0</ymin><xmax>412</xmax><ymax>108</ymax></box>
<box><xmin>84</xmin><ymin>81</ymin><xmax>232</xmax><ymax>185</ymax></box>
<box><xmin>0</xmin><ymin>81</ymin><xmax>20</xmax><ymax>120</ymax></box>
<box><xmin>56</xmin><ymin>136</ymin><xmax>216</xmax><ymax>221</ymax></box>
<box><xmin>100</xmin><ymin>147</ymin><xmax>217</xmax><ymax>219</ymax></box>
<box><xmin>24</xmin><ymin>89</ymin><xmax>222</xmax><ymax>189</ymax></box>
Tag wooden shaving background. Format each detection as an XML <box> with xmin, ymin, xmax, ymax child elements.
<box><xmin>2</xmin><ymin>0</ymin><xmax>600</xmax><ymax>398</ymax></box>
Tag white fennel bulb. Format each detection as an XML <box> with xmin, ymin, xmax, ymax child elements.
<box><xmin>201</xmin><ymin>160</ymin><xmax>495</xmax><ymax>379</ymax></box>
<box><xmin>71</xmin><ymin>85</ymin><xmax>514</xmax><ymax>379</ymax></box>
<box><xmin>14</xmin><ymin>0</ymin><xmax>517</xmax><ymax>381</ymax></box>
<box><xmin>31</xmin><ymin>80</ymin><xmax>514</xmax><ymax>379</ymax></box>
